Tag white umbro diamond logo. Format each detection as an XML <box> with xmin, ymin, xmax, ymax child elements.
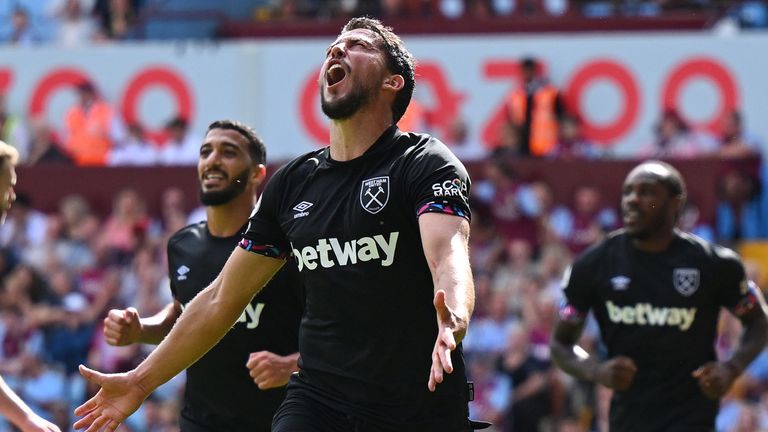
<box><xmin>177</xmin><ymin>265</ymin><xmax>190</xmax><ymax>281</ymax></box>
<box><xmin>293</xmin><ymin>201</ymin><xmax>313</xmax><ymax>219</ymax></box>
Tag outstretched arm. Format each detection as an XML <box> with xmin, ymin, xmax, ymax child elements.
<box><xmin>419</xmin><ymin>212</ymin><xmax>475</xmax><ymax>392</ymax></box>
<box><xmin>74</xmin><ymin>248</ymin><xmax>285</xmax><ymax>431</ymax></box>
<box><xmin>0</xmin><ymin>375</ymin><xmax>61</xmax><ymax>432</ymax></box>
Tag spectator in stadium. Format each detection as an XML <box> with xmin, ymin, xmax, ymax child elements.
<box><xmin>107</xmin><ymin>123</ymin><xmax>158</xmax><ymax>166</ymax></box>
<box><xmin>639</xmin><ymin>108</ymin><xmax>718</xmax><ymax>158</ymax></box>
<box><xmin>157</xmin><ymin>117</ymin><xmax>199</xmax><ymax>166</ymax></box>
<box><xmin>93</xmin><ymin>0</ymin><xmax>140</xmax><ymax>41</ymax></box>
<box><xmin>551</xmin><ymin>113</ymin><xmax>607</xmax><ymax>159</ymax></box>
<box><xmin>717</xmin><ymin>109</ymin><xmax>763</xmax><ymax>159</ymax></box>
<box><xmin>93</xmin><ymin>188</ymin><xmax>152</xmax><ymax>265</ymax></box>
<box><xmin>716</xmin><ymin>168</ymin><xmax>766</xmax><ymax>244</ymax></box>
<box><xmin>503</xmin><ymin>56</ymin><xmax>565</xmax><ymax>157</ymax></box>
<box><xmin>8</xmin><ymin>7</ymin><xmax>42</xmax><ymax>46</ymax></box>
<box><xmin>51</xmin><ymin>0</ymin><xmax>98</xmax><ymax>47</ymax></box>
<box><xmin>0</xmin><ymin>140</ymin><xmax>61</xmax><ymax>432</ymax></box>
<box><xmin>563</xmin><ymin>184</ymin><xmax>619</xmax><ymax>255</ymax></box>
<box><xmin>63</xmin><ymin>80</ymin><xmax>125</xmax><ymax>166</ymax></box>
<box><xmin>550</xmin><ymin>160</ymin><xmax>768</xmax><ymax>431</ymax></box>
<box><xmin>479</xmin><ymin>159</ymin><xmax>539</xmax><ymax>248</ymax></box>
<box><xmin>75</xmin><ymin>16</ymin><xmax>484</xmax><ymax>432</ymax></box>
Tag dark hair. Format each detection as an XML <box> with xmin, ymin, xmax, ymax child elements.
<box><xmin>341</xmin><ymin>17</ymin><xmax>415</xmax><ymax>124</ymax></box>
<box><xmin>207</xmin><ymin>120</ymin><xmax>266</xmax><ymax>165</ymax></box>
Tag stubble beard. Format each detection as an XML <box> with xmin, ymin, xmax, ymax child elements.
<box><xmin>320</xmin><ymin>78</ymin><xmax>375</xmax><ymax>120</ymax></box>
<box><xmin>199</xmin><ymin>167</ymin><xmax>250</xmax><ymax>206</ymax></box>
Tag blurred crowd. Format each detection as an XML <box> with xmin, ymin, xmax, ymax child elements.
<box><xmin>258</xmin><ymin>0</ymin><xmax>768</xmax><ymax>25</ymax></box>
<box><xmin>1</xmin><ymin>0</ymin><xmax>766</xmax><ymax>47</ymax></box>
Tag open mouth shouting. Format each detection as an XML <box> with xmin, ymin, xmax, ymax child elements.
<box><xmin>326</xmin><ymin>62</ymin><xmax>347</xmax><ymax>88</ymax></box>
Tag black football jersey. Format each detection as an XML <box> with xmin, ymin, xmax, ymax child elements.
<box><xmin>240</xmin><ymin>126</ymin><xmax>472</xmax><ymax>428</ymax></box>
<box><xmin>168</xmin><ymin>222</ymin><xmax>303</xmax><ymax>431</ymax></box>
<box><xmin>563</xmin><ymin>230</ymin><xmax>753</xmax><ymax>431</ymax></box>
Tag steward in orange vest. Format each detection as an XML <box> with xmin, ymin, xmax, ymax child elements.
<box><xmin>505</xmin><ymin>57</ymin><xmax>564</xmax><ymax>157</ymax></box>
<box><xmin>64</xmin><ymin>81</ymin><xmax>120</xmax><ymax>166</ymax></box>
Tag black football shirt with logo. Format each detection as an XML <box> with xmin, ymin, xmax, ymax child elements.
<box><xmin>562</xmin><ymin>230</ymin><xmax>759</xmax><ymax>432</ymax></box>
<box><xmin>240</xmin><ymin>126</ymin><xmax>472</xmax><ymax>429</ymax></box>
<box><xmin>167</xmin><ymin>221</ymin><xmax>303</xmax><ymax>431</ymax></box>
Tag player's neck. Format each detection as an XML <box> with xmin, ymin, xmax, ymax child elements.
<box><xmin>328</xmin><ymin>107</ymin><xmax>392</xmax><ymax>162</ymax></box>
<box><xmin>205</xmin><ymin>196</ymin><xmax>254</xmax><ymax>238</ymax></box>
<box><xmin>630</xmin><ymin>230</ymin><xmax>677</xmax><ymax>253</ymax></box>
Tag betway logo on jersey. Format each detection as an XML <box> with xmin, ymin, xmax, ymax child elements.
<box><xmin>605</xmin><ymin>301</ymin><xmax>697</xmax><ymax>331</ymax></box>
<box><xmin>292</xmin><ymin>232</ymin><xmax>399</xmax><ymax>271</ymax></box>
<box><xmin>432</xmin><ymin>178</ymin><xmax>467</xmax><ymax>198</ymax></box>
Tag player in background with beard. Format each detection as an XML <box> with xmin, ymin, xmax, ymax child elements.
<box><xmin>550</xmin><ymin>160</ymin><xmax>768</xmax><ymax>431</ymax></box>
<box><xmin>101</xmin><ymin>120</ymin><xmax>302</xmax><ymax>431</ymax></box>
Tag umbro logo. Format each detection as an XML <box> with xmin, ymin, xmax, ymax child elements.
<box><xmin>293</xmin><ymin>201</ymin><xmax>313</xmax><ymax>219</ymax></box>
<box><xmin>611</xmin><ymin>275</ymin><xmax>630</xmax><ymax>290</ymax></box>
<box><xmin>176</xmin><ymin>265</ymin><xmax>190</xmax><ymax>281</ymax></box>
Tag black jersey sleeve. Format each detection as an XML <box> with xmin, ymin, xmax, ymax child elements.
<box><xmin>713</xmin><ymin>245</ymin><xmax>759</xmax><ymax>317</ymax></box>
<box><xmin>561</xmin><ymin>254</ymin><xmax>597</xmax><ymax>317</ymax></box>
<box><xmin>404</xmin><ymin>135</ymin><xmax>471</xmax><ymax>221</ymax></box>
<box><xmin>167</xmin><ymin>236</ymin><xmax>179</xmax><ymax>299</ymax></box>
<box><xmin>240</xmin><ymin>168</ymin><xmax>290</xmax><ymax>260</ymax></box>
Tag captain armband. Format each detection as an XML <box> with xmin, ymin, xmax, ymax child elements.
<box><xmin>558</xmin><ymin>300</ymin><xmax>587</xmax><ymax>323</ymax></box>
<box><xmin>238</xmin><ymin>239</ymin><xmax>289</xmax><ymax>260</ymax></box>
<box><xmin>416</xmin><ymin>200</ymin><xmax>469</xmax><ymax>220</ymax></box>
<box><xmin>732</xmin><ymin>280</ymin><xmax>762</xmax><ymax>318</ymax></box>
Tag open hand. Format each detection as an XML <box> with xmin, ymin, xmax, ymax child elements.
<box><xmin>428</xmin><ymin>290</ymin><xmax>464</xmax><ymax>392</ymax></box>
<box><xmin>73</xmin><ymin>365</ymin><xmax>149</xmax><ymax>431</ymax></box>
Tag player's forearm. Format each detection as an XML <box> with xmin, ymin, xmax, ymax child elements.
<box><xmin>727</xmin><ymin>312</ymin><xmax>768</xmax><ymax>374</ymax></box>
<box><xmin>132</xmin><ymin>281</ymin><xmax>250</xmax><ymax>391</ymax></box>
<box><xmin>550</xmin><ymin>339</ymin><xmax>599</xmax><ymax>382</ymax></box>
<box><xmin>131</xmin><ymin>250</ymin><xmax>284</xmax><ymax>393</ymax></box>
<box><xmin>433</xmin><ymin>249</ymin><xmax>475</xmax><ymax>343</ymax></box>
<box><xmin>0</xmin><ymin>376</ymin><xmax>36</xmax><ymax>427</ymax></box>
<box><xmin>138</xmin><ymin>302</ymin><xmax>181</xmax><ymax>345</ymax></box>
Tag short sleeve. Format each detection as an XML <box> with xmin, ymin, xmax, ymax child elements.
<box><xmin>406</xmin><ymin>137</ymin><xmax>471</xmax><ymax>221</ymax></box>
<box><xmin>166</xmin><ymin>240</ymin><xmax>179</xmax><ymax>299</ymax></box>
<box><xmin>239</xmin><ymin>170</ymin><xmax>291</xmax><ymax>260</ymax></box>
<box><xmin>714</xmin><ymin>246</ymin><xmax>758</xmax><ymax>317</ymax></box>
<box><xmin>560</xmin><ymin>257</ymin><xmax>595</xmax><ymax>321</ymax></box>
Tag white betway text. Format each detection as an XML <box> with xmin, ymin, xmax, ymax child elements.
<box><xmin>292</xmin><ymin>232</ymin><xmax>399</xmax><ymax>271</ymax></box>
<box><xmin>605</xmin><ymin>301</ymin><xmax>697</xmax><ymax>331</ymax></box>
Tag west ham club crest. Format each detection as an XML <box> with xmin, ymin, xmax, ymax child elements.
<box><xmin>360</xmin><ymin>176</ymin><xmax>389</xmax><ymax>214</ymax></box>
<box><xmin>673</xmin><ymin>268</ymin><xmax>700</xmax><ymax>296</ymax></box>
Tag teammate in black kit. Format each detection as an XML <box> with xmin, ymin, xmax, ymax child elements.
<box><xmin>74</xmin><ymin>17</ymin><xmax>484</xmax><ymax>432</ymax></box>
<box><xmin>550</xmin><ymin>160</ymin><xmax>768</xmax><ymax>432</ymax></box>
<box><xmin>100</xmin><ymin>120</ymin><xmax>302</xmax><ymax>431</ymax></box>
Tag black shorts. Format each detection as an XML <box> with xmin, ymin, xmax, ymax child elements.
<box><xmin>179</xmin><ymin>409</ymin><xmax>271</xmax><ymax>432</ymax></box>
<box><xmin>272</xmin><ymin>375</ymin><xmax>474</xmax><ymax>432</ymax></box>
